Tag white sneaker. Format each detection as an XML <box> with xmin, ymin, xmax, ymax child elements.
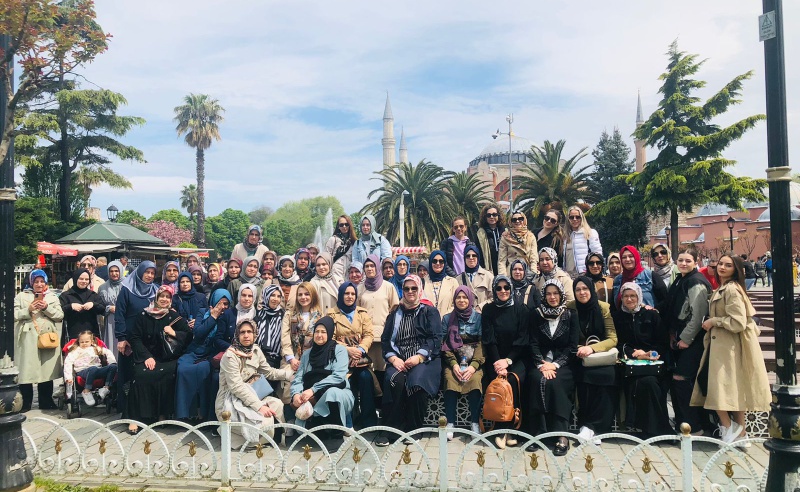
<box><xmin>446</xmin><ymin>423</ymin><xmax>454</xmax><ymax>441</ymax></box>
<box><xmin>577</xmin><ymin>426</ymin><xmax>595</xmax><ymax>442</ymax></box>
<box><xmin>81</xmin><ymin>391</ymin><xmax>96</xmax><ymax>406</ymax></box>
<box><xmin>724</xmin><ymin>421</ymin><xmax>744</xmax><ymax>444</ymax></box>
<box><xmin>734</xmin><ymin>434</ymin><xmax>752</xmax><ymax>448</ymax></box>
<box><xmin>471</xmin><ymin>423</ymin><xmax>481</xmax><ymax>435</ymax></box>
<box><xmin>97</xmin><ymin>387</ymin><xmax>110</xmax><ymax>400</ymax></box>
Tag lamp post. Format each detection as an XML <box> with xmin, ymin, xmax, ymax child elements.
<box><xmin>399</xmin><ymin>191</ymin><xmax>409</xmax><ymax>249</ymax></box>
<box><xmin>665</xmin><ymin>224</ymin><xmax>671</xmax><ymax>251</ymax></box>
<box><xmin>726</xmin><ymin>216</ymin><xmax>735</xmax><ymax>253</ymax></box>
<box><xmin>492</xmin><ymin>114</ymin><xmax>514</xmax><ymax>209</ymax></box>
<box><xmin>107</xmin><ymin>204</ymin><xmax>119</xmax><ymax>222</ymax></box>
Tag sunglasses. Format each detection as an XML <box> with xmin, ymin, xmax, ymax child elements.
<box><xmin>587</xmin><ymin>261</ymin><xmax>603</xmax><ymax>266</ymax></box>
<box><xmin>568</xmin><ymin>215</ymin><xmax>581</xmax><ymax>220</ymax></box>
<box><xmin>337</xmin><ymin>223</ymin><xmax>349</xmax><ymax>228</ymax></box>
<box><xmin>510</xmin><ymin>217</ymin><xmax>524</xmax><ymax>223</ymax></box>
<box><xmin>652</xmin><ymin>250</ymin><xmax>668</xmax><ymax>257</ymax></box>
<box><xmin>465</xmin><ymin>254</ymin><xmax>478</xmax><ymax>259</ymax></box>
<box><xmin>486</xmin><ymin>212</ymin><xmax>499</xmax><ymax>218</ymax></box>
<box><xmin>495</xmin><ymin>285</ymin><xmax>511</xmax><ymax>292</ymax></box>
<box><xmin>403</xmin><ymin>286</ymin><xmax>418</xmax><ymax>292</ymax></box>
<box><xmin>544</xmin><ymin>216</ymin><xmax>558</xmax><ymax>224</ymax></box>
<box><xmin>453</xmin><ymin>225</ymin><xmax>466</xmax><ymax>229</ymax></box>
<box><xmin>431</xmin><ymin>259</ymin><xmax>445</xmax><ymax>264</ymax></box>
<box><xmin>80</xmin><ymin>263</ymin><xmax>91</xmax><ymax>267</ymax></box>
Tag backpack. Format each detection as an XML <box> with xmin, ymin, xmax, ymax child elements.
<box><xmin>480</xmin><ymin>373</ymin><xmax>521</xmax><ymax>432</ymax></box>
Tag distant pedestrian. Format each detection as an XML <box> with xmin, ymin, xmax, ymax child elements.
<box><xmin>765</xmin><ymin>253</ymin><xmax>773</xmax><ymax>287</ymax></box>
<box><xmin>754</xmin><ymin>257</ymin><xmax>766</xmax><ymax>287</ymax></box>
<box><xmin>741</xmin><ymin>255</ymin><xmax>757</xmax><ymax>291</ymax></box>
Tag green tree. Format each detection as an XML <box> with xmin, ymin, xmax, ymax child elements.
<box><xmin>15</xmin><ymin>83</ymin><xmax>145</xmax><ymax>220</ymax></box>
<box><xmin>116</xmin><ymin>209</ymin><xmax>146</xmax><ymax>228</ymax></box>
<box><xmin>586</xmin><ymin>128</ymin><xmax>648</xmax><ymax>251</ymax></box>
<box><xmin>13</xmin><ymin>196</ymin><xmax>92</xmax><ymax>263</ymax></box>
<box><xmin>514</xmin><ymin>140</ymin><xmax>593</xmax><ymax>224</ymax></box>
<box><xmin>446</xmin><ymin>171</ymin><xmax>490</xmax><ymax>238</ymax></box>
<box><xmin>248</xmin><ymin>206</ymin><xmax>273</xmax><ymax>226</ymax></box>
<box><xmin>20</xmin><ymin>160</ymin><xmax>87</xmax><ymax>219</ymax></box>
<box><xmin>594</xmin><ymin>41</ymin><xmax>766</xmax><ymax>256</ymax></box>
<box><xmin>205</xmin><ymin>208</ymin><xmax>249</xmax><ymax>259</ymax></box>
<box><xmin>174</xmin><ymin>94</ymin><xmax>225</xmax><ymax>247</ymax></box>
<box><xmin>180</xmin><ymin>184</ymin><xmax>198</xmax><ymax>226</ymax></box>
<box><xmin>360</xmin><ymin>160</ymin><xmax>454</xmax><ymax>249</ymax></box>
<box><xmin>264</xmin><ymin>196</ymin><xmax>345</xmax><ymax>252</ymax></box>
<box><xmin>263</xmin><ymin>218</ymin><xmax>307</xmax><ymax>256</ymax></box>
<box><xmin>149</xmin><ymin>209</ymin><xmax>190</xmax><ymax>230</ymax></box>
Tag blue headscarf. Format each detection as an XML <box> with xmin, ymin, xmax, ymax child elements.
<box><xmin>25</xmin><ymin>269</ymin><xmax>48</xmax><ymax>292</ymax></box>
<box><xmin>390</xmin><ymin>255</ymin><xmax>410</xmax><ymax>298</ymax></box>
<box><xmin>121</xmin><ymin>261</ymin><xmax>158</xmax><ymax>300</ymax></box>
<box><xmin>336</xmin><ymin>281</ymin><xmax>358</xmax><ymax>315</ymax></box>
<box><xmin>428</xmin><ymin>250</ymin><xmax>448</xmax><ymax>282</ymax></box>
<box><xmin>173</xmin><ymin>272</ymin><xmax>203</xmax><ymax>320</ymax></box>
<box><xmin>464</xmin><ymin>245</ymin><xmax>481</xmax><ymax>274</ymax></box>
<box><xmin>204</xmin><ymin>289</ymin><xmax>233</xmax><ymax>320</ymax></box>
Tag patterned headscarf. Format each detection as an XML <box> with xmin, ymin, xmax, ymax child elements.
<box><xmin>492</xmin><ymin>275</ymin><xmax>514</xmax><ymax>308</ymax></box>
<box><xmin>538</xmin><ymin>247</ymin><xmax>560</xmax><ymax>280</ymax></box>
<box><xmin>538</xmin><ymin>278</ymin><xmax>566</xmax><ymax>319</ymax></box>
<box><xmin>619</xmin><ymin>281</ymin><xmax>644</xmax><ymax>314</ymax></box>
<box><xmin>400</xmin><ymin>274</ymin><xmax>423</xmax><ymax>310</ymax></box>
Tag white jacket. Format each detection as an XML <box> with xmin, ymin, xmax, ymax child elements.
<box><xmin>563</xmin><ymin>229</ymin><xmax>602</xmax><ymax>275</ymax></box>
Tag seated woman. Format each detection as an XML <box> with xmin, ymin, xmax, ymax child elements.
<box><xmin>254</xmin><ymin>285</ymin><xmax>287</xmax><ymax>372</ymax></box>
<box><xmin>175</xmin><ymin>289</ymin><xmax>235</xmax><ymax>421</ymax></box>
<box><xmin>216</xmin><ymin>319</ymin><xmax>291</xmax><ymax>446</ymax></box>
<box><xmin>612</xmin><ymin>282</ymin><xmax>672</xmax><ymax>437</ymax></box>
<box><xmin>290</xmin><ymin>317</ymin><xmax>354</xmax><ymax>433</ymax></box>
<box><xmin>328</xmin><ymin>282</ymin><xmax>378</xmax><ymax>428</ymax></box>
<box><xmin>126</xmin><ymin>285</ymin><xmax>190</xmax><ymax>433</ymax></box>
<box><xmin>568</xmin><ymin>276</ymin><xmax>618</xmax><ymax>445</ymax></box>
<box><xmin>172</xmin><ymin>272</ymin><xmax>209</xmax><ymax>330</ymax></box>
<box><xmin>377</xmin><ymin>275</ymin><xmax>442</xmax><ymax>446</ymax></box>
<box><xmin>509</xmin><ymin>259</ymin><xmax>542</xmax><ymax>311</ymax></box>
<box><xmin>275</xmin><ymin>255</ymin><xmax>301</xmax><ymax>309</ymax></box>
<box><xmin>441</xmin><ymin>286</ymin><xmax>484</xmax><ymax>440</ymax></box>
<box><xmin>60</xmin><ymin>268</ymin><xmax>106</xmax><ymax>339</ymax></box>
<box><xmin>527</xmin><ymin>279</ymin><xmax>580</xmax><ymax>456</ymax></box>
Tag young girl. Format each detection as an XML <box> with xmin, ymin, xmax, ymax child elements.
<box><xmin>64</xmin><ymin>330</ymin><xmax>118</xmax><ymax>406</ymax></box>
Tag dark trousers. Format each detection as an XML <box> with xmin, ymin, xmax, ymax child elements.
<box><xmin>76</xmin><ymin>364</ymin><xmax>117</xmax><ymax>390</ymax></box>
<box><xmin>116</xmin><ymin>352</ymin><xmax>134</xmax><ymax>412</ymax></box>
<box><xmin>444</xmin><ymin>390</ymin><xmax>481</xmax><ymax>425</ymax></box>
<box><xmin>671</xmin><ymin>378</ymin><xmax>714</xmax><ymax>433</ymax></box>
<box><xmin>20</xmin><ymin>381</ymin><xmax>55</xmax><ymax>410</ymax></box>
<box><xmin>350</xmin><ymin>368</ymin><xmax>377</xmax><ymax>428</ymax></box>
<box><xmin>577</xmin><ymin>382</ymin><xmax>617</xmax><ymax>434</ymax></box>
<box><xmin>384</xmin><ymin>372</ymin><xmax>428</xmax><ymax>431</ymax></box>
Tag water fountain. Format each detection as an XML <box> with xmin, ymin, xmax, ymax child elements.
<box><xmin>313</xmin><ymin>227</ymin><xmax>322</xmax><ymax>249</ymax></box>
<box><xmin>322</xmin><ymin>208</ymin><xmax>334</xmax><ymax>239</ymax></box>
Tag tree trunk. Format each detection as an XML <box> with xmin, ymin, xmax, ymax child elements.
<box><xmin>670</xmin><ymin>207</ymin><xmax>679</xmax><ymax>259</ymax></box>
<box><xmin>195</xmin><ymin>147</ymin><xmax>206</xmax><ymax>247</ymax></box>
<box><xmin>58</xmin><ymin>66</ymin><xmax>71</xmax><ymax>221</ymax></box>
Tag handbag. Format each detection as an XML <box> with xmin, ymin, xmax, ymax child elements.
<box><xmin>161</xmin><ymin>316</ymin><xmax>190</xmax><ymax>361</ymax></box>
<box><xmin>337</xmin><ymin>334</ymin><xmax>372</xmax><ymax>368</ymax></box>
<box><xmin>211</xmin><ymin>351</ymin><xmax>225</xmax><ymax>369</ymax></box>
<box><xmin>33</xmin><ymin>317</ymin><xmax>59</xmax><ymax>350</ymax></box>
<box><xmin>621</xmin><ymin>359</ymin><xmax>664</xmax><ymax>378</ymax></box>
<box><xmin>248</xmin><ymin>374</ymin><xmax>274</xmax><ymax>399</ymax></box>
<box><xmin>581</xmin><ymin>335</ymin><xmax>619</xmax><ymax>367</ymax></box>
<box><xmin>480</xmin><ymin>373</ymin><xmax>521</xmax><ymax>432</ymax></box>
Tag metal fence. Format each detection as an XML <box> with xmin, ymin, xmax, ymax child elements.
<box><xmin>22</xmin><ymin>415</ymin><xmax>769</xmax><ymax>491</ymax></box>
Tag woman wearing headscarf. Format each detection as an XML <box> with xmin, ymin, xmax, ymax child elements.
<box><xmin>275</xmin><ymin>255</ymin><xmax>301</xmax><ymax>309</ymax></box>
<box><xmin>126</xmin><ymin>285</ymin><xmax>190</xmax><ymax>433</ymax></box>
<box><xmin>376</xmin><ymin>274</ymin><xmax>442</xmax><ymax>446</ymax></box>
<box><xmin>99</xmin><ymin>261</ymin><xmax>125</xmax><ymax>357</ymax></box>
<box><xmin>352</xmin><ymin>214</ymin><xmax>392</xmax><ymax>265</ymax></box>
<box><xmin>232</xmin><ymin>225</ymin><xmax>269</xmax><ymax>263</ymax></box>
<box><xmin>650</xmin><ymin>243</ymin><xmax>679</xmax><ymax>289</ymax></box>
<box><xmin>348</xmin><ymin>262</ymin><xmax>364</xmax><ymax>287</ymax></box>
<box><xmin>212</xmin><ymin>258</ymin><xmax>243</xmax><ymax>304</ymax></box>
<box><xmin>62</xmin><ymin>255</ymin><xmax>105</xmax><ymax>291</ymax></box>
<box><xmin>329</xmin><ymin>282</ymin><xmax>378</xmax><ymax>428</ymax></box>
<box><xmin>534</xmin><ymin>247</ymin><xmax>574</xmax><ymax>303</ymax></box>
<box><xmin>612</xmin><ymin>282</ymin><xmax>672</xmax><ymax>437</ymax></box>
<box><xmin>422</xmin><ymin>250</ymin><xmax>459</xmax><ymax>316</ymax></box>
<box><xmin>188</xmin><ymin>265</ymin><xmax>206</xmax><ymax>295</ymax></box>
<box><xmin>498</xmin><ymin>210</ymin><xmax>539</xmax><ymax>277</ymax></box>
<box><xmin>611</xmin><ymin>246</ymin><xmax>667</xmax><ymax>310</ymax></box>
<box><xmin>205</xmin><ymin>263</ymin><xmax>222</xmax><ymax>290</ymax></box>
<box><xmin>261</xmin><ymin>250</ymin><xmax>278</xmax><ymax>276</ymax></box>
<box><xmin>15</xmin><ymin>269</ymin><xmax>63</xmax><ymax>411</ymax></box>
<box><xmin>216</xmin><ymin>318</ymin><xmax>291</xmax><ymax>446</ymax></box>
<box><xmin>310</xmin><ymin>252</ymin><xmax>343</xmax><ymax>313</ymax></box>
<box><xmin>290</xmin><ymin>316</ymin><xmax>354</xmax><ymax>431</ymax></box>
<box><xmin>60</xmin><ymin>268</ymin><xmax>106</xmax><ymax>339</ymax></box>
<box><xmin>172</xmin><ymin>272</ymin><xmax>209</xmax><ymax>329</ymax></box>
<box><xmin>295</xmin><ymin>248</ymin><xmax>314</xmax><ymax>282</ymax></box>
<box><xmin>381</xmin><ymin>258</ymin><xmax>395</xmax><ymax>282</ymax></box>
<box><xmin>508</xmin><ymin>259</ymin><xmax>541</xmax><ymax>311</ymax></box>
<box><xmin>390</xmin><ymin>255</ymin><xmax>411</xmax><ymax>299</ymax></box>
<box><xmin>175</xmin><ymin>288</ymin><xmax>236</xmax><ymax>421</ymax></box>
<box><xmin>115</xmin><ymin>261</ymin><xmax>159</xmax><ymax>413</ymax></box>
<box><xmin>325</xmin><ymin>214</ymin><xmax>357</xmax><ymax>279</ymax></box>
<box><xmin>416</xmin><ymin>261</ymin><xmax>429</xmax><ymax>282</ymax></box>
<box><xmin>357</xmin><ymin>254</ymin><xmax>399</xmax><ymax>390</ymax></box>
<box><xmin>186</xmin><ymin>253</ymin><xmax>204</xmax><ymax>271</ymax></box>
<box><xmin>239</xmin><ymin>256</ymin><xmax>265</xmax><ymax>308</ymax></box>
<box><xmin>527</xmin><ymin>279</ymin><xmax>580</xmax><ymax>456</ymax></box>
<box><xmin>254</xmin><ymin>285</ymin><xmax>287</xmax><ymax>371</ymax></box>
<box><xmin>441</xmin><ymin>286</ymin><xmax>484</xmax><ymax>440</ymax></box>
<box><xmin>475</xmin><ymin>203</ymin><xmax>505</xmax><ymax>275</ymax></box>
<box><xmin>457</xmin><ymin>245</ymin><xmax>494</xmax><ymax>312</ymax></box>
<box><xmin>567</xmin><ymin>276</ymin><xmax>618</xmax><ymax>445</ymax></box>
<box><xmin>160</xmin><ymin>260</ymin><xmax>180</xmax><ymax>291</ymax></box>
<box><xmin>607</xmin><ymin>253</ymin><xmax>623</xmax><ymax>278</ymax></box>
<box><xmin>562</xmin><ymin>206</ymin><xmax>602</xmax><ymax>278</ymax></box>
<box><xmin>584</xmin><ymin>252</ymin><xmax>615</xmax><ymax>306</ymax></box>
<box><xmin>481</xmin><ymin>275</ymin><xmax>529</xmax><ymax>449</ymax></box>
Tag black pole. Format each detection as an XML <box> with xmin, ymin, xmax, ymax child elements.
<box><xmin>729</xmin><ymin>228</ymin><xmax>734</xmax><ymax>253</ymax></box>
<box><xmin>761</xmin><ymin>1</ymin><xmax>800</xmax><ymax>490</ymax></box>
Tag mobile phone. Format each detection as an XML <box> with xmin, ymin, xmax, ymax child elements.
<box><xmin>35</xmin><ymin>292</ymin><xmax>44</xmax><ymax>301</ymax></box>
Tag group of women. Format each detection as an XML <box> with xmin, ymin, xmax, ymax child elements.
<box><xmin>12</xmin><ymin>207</ymin><xmax>770</xmax><ymax>453</ymax></box>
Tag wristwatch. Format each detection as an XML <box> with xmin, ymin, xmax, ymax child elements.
<box><xmin>506</xmin><ymin>358</ymin><xmax>513</xmax><ymax>366</ymax></box>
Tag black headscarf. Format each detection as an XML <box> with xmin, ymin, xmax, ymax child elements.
<box><xmin>336</xmin><ymin>282</ymin><xmax>357</xmax><ymax>314</ymax></box>
<box><xmin>584</xmin><ymin>252</ymin><xmax>606</xmax><ymax>283</ymax></box>
<box><xmin>308</xmin><ymin>316</ymin><xmax>337</xmax><ymax>370</ymax></box>
<box><xmin>509</xmin><ymin>259</ymin><xmax>530</xmax><ymax>302</ymax></box>
<box><xmin>573</xmin><ymin>275</ymin><xmax>605</xmax><ymax>339</ymax></box>
<box><xmin>464</xmin><ymin>245</ymin><xmax>480</xmax><ymax>274</ymax></box>
<box><xmin>64</xmin><ymin>268</ymin><xmax>95</xmax><ymax>303</ymax></box>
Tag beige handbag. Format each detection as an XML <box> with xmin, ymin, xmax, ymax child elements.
<box><xmin>581</xmin><ymin>335</ymin><xmax>619</xmax><ymax>367</ymax></box>
<box><xmin>33</xmin><ymin>317</ymin><xmax>59</xmax><ymax>350</ymax></box>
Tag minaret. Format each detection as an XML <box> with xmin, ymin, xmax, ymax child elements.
<box><xmin>634</xmin><ymin>90</ymin><xmax>647</xmax><ymax>173</ymax></box>
<box><xmin>382</xmin><ymin>93</ymin><xmax>396</xmax><ymax>168</ymax></box>
<box><xmin>398</xmin><ymin>127</ymin><xmax>408</xmax><ymax>164</ymax></box>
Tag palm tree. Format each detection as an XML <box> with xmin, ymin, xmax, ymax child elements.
<box><xmin>446</xmin><ymin>171</ymin><xmax>490</xmax><ymax>238</ymax></box>
<box><xmin>180</xmin><ymin>184</ymin><xmax>198</xmax><ymax>227</ymax></box>
<box><xmin>360</xmin><ymin>160</ymin><xmax>454</xmax><ymax>249</ymax></box>
<box><xmin>174</xmin><ymin>94</ymin><xmax>225</xmax><ymax>246</ymax></box>
<box><xmin>514</xmin><ymin>140</ymin><xmax>594</xmax><ymax>223</ymax></box>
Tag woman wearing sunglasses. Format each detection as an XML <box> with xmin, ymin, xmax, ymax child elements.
<box><xmin>475</xmin><ymin>203</ymin><xmax>506</xmax><ymax>275</ymax></box>
<box><xmin>650</xmin><ymin>243</ymin><xmax>679</xmax><ymax>289</ymax></box>
<box><xmin>533</xmin><ymin>209</ymin><xmax>564</xmax><ymax>254</ymax></box>
<box><xmin>63</xmin><ymin>255</ymin><xmax>106</xmax><ymax>291</ymax></box>
<box><xmin>498</xmin><ymin>211</ymin><xmax>539</xmax><ymax>277</ymax></box>
<box><xmin>584</xmin><ymin>252</ymin><xmax>615</xmax><ymax>306</ymax></box>
<box><xmin>562</xmin><ymin>206</ymin><xmax>602</xmax><ymax>279</ymax></box>
<box><xmin>457</xmin><ymin>245</ymin><xmax>494</xmax><ymax>312</ymax></box>
<box><xmin>325</xmin><ymin>215</ymin><xmax>357</xmax><ymax>279</ymax></box>
<box><xmin>422</xmin><ymin>250</ymin><xmax>460</xmax><ymax>316</ymax></box>
<box><xmin>441</xmin><ymin>216</ymin><xmax>476</xmax><ymax>277</ymax></box>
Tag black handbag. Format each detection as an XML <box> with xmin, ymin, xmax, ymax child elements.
<box><xmin>161</xmin><ymin>316</ymin><xmax>191</xmax><ymax>361</ymax></box>
<box><xmin>621</xmin><ymin>360</ymin><xmax>664</xmax><ymax>378</ymax></box>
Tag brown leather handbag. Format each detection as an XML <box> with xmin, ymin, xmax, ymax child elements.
<box><xmin>33</xmin><ymin>317</ymin><xmax>59</xmax><ymax>350</ymax></box>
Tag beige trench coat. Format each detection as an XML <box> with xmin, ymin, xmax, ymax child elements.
<box><xmin>423</xmin><ymin>276</ymin><xmax>460</xmax><ymax>317</ymax></box>
<box><xmin>534</xmin><ymin>270</ymin><xmax>575</xmax><ymax>303</ymax></box>
<box><xmin>14</xmin><ymin>291</ymin><xmax>64</xmax><ymax>384</ymax></box>
<box><xmin>456</xmin><ymin>268</ymin><xmax>494</xmax><ymax>312</ymax></box>
<box><xmin>497</xmin><ymin>231</ymin><xmax>539</xmax><ymax>276</ymax></box>
<box><xmin>690</xmin><ymin>282</ymin><xmax>771</xmax><ymax>412</ymax></box>
<box><xmin>357</xmin><ymin>282</ymin><xmax>399</xmax><ymax>371</ymax></box>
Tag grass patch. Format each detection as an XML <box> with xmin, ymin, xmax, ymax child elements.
<box><xmin>33</xmin><ymin>478</ymin><xmax>129</xmax><ymax>492</ymax></box>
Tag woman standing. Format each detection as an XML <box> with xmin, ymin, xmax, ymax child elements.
<box><xmin>357</xmin><ymin>255</ymin><xmax>399</xmax><ymax>390</ymax></box>
<box><xmin>423</xmin><ymin>250</ymin><xmax>460</xmax><ymax>316</ymax></box>
<box><xmin>390</xmin><ymin>255</ymin><xmax>411</xmax><ymax>299</ymax></box>
<box><xmin>212</xmin><ymin>258</ymin><xmax>243</xmax><ymax>303</ymax></box>
<box><xmin>441</xmin><ymin>216</ymin><xmax>474</xmax><ymax>277</ymax></box>
<box><xmin>662</xmin><ymin>247</ymin><xmax>711</xmax><ymax>435</ymax></box>
<box><xmin>585</xmin><ymin>253</ymin><xmax>615</xmax><ymax>305</ymax></box>
<box><xmin>498</xmin><ymin>211</ymin><xmax>539</xmax><ymax>277</ymax></box>
<box><xmin>457</xmin><ymin>245</ymin><xmax>494</xmax><ymax>312</ymax></box>
<box><xmin>281</xmin><ymin>282</ymin><xmax>323</xmax><ymax>373</ymax></box>
<box><xmin>99</xmin><ymin>261</ymin><xmax>125</xmax><ymax>357</ymax></box>
<box><xmin>527</xmin><ymin>279</ymin><xmax>580</xmax><ymax>456</ymax></box>
<box><xmin>62</xmin><ymin>255</ymin><xmax>105</xmax><ymax>291</ymax></box>
<box><xmin>240</xmin><ymin>256</ymin><xmax>264</xmax><ymax>305</ymax></box>
<box><xmin>352</xmin><ymin>214</ymin><xmax>392</xmax><ymax>265</ymax></box>
<box><xmin>310</xmin><ymin>252</ymin><xmax>343</xmax><ymax>313</ymax></box>
<box><xmin>60</xmin><ymin>269</ymin><xmax>106</xmax><ymax>339</ymax></box>
<box><xmin>534</xmin><ymin>248</ymin><xmax>574</xmax><ymax>303</ymax></box>
<box><xmin>261</xmin><ymin>251</ymin><xmax>278</xmax><ymax>279</ymax></box>
<box><xmin>481</xmin><ymin>275</ymin><xmax>529</xmax><ymax>449</ymax></box>
<box><xmin>325</xmin><ymin>214</ymin><xmax>357</xmax><ymax>279</ymax></box>
<box><xmin>295</xmin><ymin>248</ymin><xmax>314</xmax><ymax>282</ymax></box>
<box><xmin>188</xmin><ymin>265</ymin><xmax>206</xmax><ymax>295</ymax></box>
<box><xmin>381</xmin><ymin>258</ymin><xmax>395</xmax><ymax>282</ymax></box>
<box><xmin>612</xmin><ymin>246</ymin><xmax>667</xmax><ymax>310</ymax></box>
<box><xmin>533</xmin><ymin>209</ymin><xmax>564</xmax><ymax>253</ymax></box>
<box><xmin>329</xmin><ymin>282</ymin><xmax>378</xmax><ymax>428</ymax></box>
<box><xmin>568</xmin><ymin>276</ymin><xmax>618</xmax><ymax>445</ymax></box>
<box><xmin>126</xmin><ymin>285</ymin><xmax>191</xmax><ymax>433</ymax></box>
<box><xmin>562</xmin><ymin>206</ymin><xmax>602</xmax><ymax>278</ymax></box>
<box><xmin>14</xmin><ymin>269</ymin><xmax>63</xmax><ymax>411</ymax></box>
<box><xmin>348</xmin><ymin>262</ymin><xmax>364</xmax><ymax>287</ymax></box>
<box><xmin>205</xmin><ymin>263</ymin><xmax>222</xmax><ymax>291</ymax></box>
<box><xmin>441</xmin><ymin>286</ymin><xmax>484</xmax><ymax>439</ymax></box>
<box><xmin>651</xmin><ymin>243</ymin><xmax>679</xmax><ymax>289</ymax></box>
<box><xmin>160</xmin><ymin>261</ymin><xmax>180</xmax><ymax>291</ymax></box>
<box><xmin>232</xmin><ymin>225</ymin><xmax>269</xmax><ymax>263</ymax></box>
<box><xmin>691</xmin><ymin>255</ymin><xmax>771</xmax><ymax>444</ymax></box>
<box><xmin>377</xmin><ymin>275</ymin><xmax>442</xmax><ymax>446</ymax></box>
<box><xmin>509</xmin><ymin>259</ymin><xmax>541</xmax><ymax>310</ymax></box>
<box><xmin>172</xmin><ymin>272</ymin><xmax>209</xmax><ymax>328</ymax></box>
<box><xmin>475</xmin><ymin>203</ymin><xmax>505</xmax><ymax>275</ymax></box>
<box><xmin>613</xmin><ymin>282</ymin><xmax>672</xmax><ymax>437</ymax></box>
<box><xmin>607</xmin><ymin>253</ymin><xmax>622</xmax><ymax>278</ymax></box>
<box><xmin>276</xmin><ymin>256</ymin><xmax>301</xmax><ymax>308</ymax></box>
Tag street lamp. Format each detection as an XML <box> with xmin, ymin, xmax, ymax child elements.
<box><xmin>399</xmin><ymin>190</ymin><xmax>409</xmax><ymax>249</ymax></box>
<box><xmin>665</xmin><ymin>224</ymin><xmax>671</xmax><ymax>250</ymax></box>
<box><xmin>726</xmin><ymin>216</ymin><xmax>735</xmax><ymax>253</ymax></box>
<box><xmin>107</xmin><ymin>204</ymin><xmax>119</xmax><ymax>222</ymax></box>
<box><xmin>492</xmin><ymin>113</ymin><xmax>514</xmax><ymax>208</ymax></box>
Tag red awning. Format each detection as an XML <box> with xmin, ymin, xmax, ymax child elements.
<box><xmin>392</xmin><ymin>246</ymin><xmax>428</xmax><ymax>255</ymax></box>
<box><xmin>37</xmin><ymin>242</ymin><xmax>78</xmax><ymax>256</ymax></box>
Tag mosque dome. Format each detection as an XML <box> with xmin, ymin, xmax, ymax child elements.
<box><xmin>756</xmin><ymin>206</ymin><xmax>800</xmax><ymax>222</ymax></box>
<box><xmin>469</xmin><ymin>134</ymin><xmax>536</xmax><ymax>168</ymax></box>
<box><xmin>695</xmin><ymin>203</ymin><xmax>731</xmax><ymax>217</ymax></box>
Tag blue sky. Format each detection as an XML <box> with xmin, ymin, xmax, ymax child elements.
<box><xmin>29</xmin><ymin>0</ymin><xmax>799</xmax><ymax>219</ymax></box>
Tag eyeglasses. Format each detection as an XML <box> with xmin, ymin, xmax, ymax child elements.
<box><xmin>403</xmin><ymin>286</ymin><xmax>418</xmax><ymax>292</ymax></box>
<box><xmin>568</xmin><ymin>215</ymin><xmax>581</xmax><ymax>221</ymax></box>
<box><xmin>80</xmin><ymin>263</ymin><xmax>91</xmax><ymax>267</ymax></box>
<box><xmin>495</xmin><ymin>285</ymin><xmax>511</xmax><ymax>291</ymax></box>
<box><xmin>652</xmin><ymin>250</ymin><xmax>668</xmax><ymax>257</ymax></box>
<box><xmin>587</xmin><ymin>261</ymin><xmax>603</xmax><ymax>266</ymax></box>
<box><xmin>382</xmin><ymin>265</ymin><xmax>394</xmax><ymax>269</ymax></box>
<box><xmin>337</xmin><ymin>223</ymin><xmax>349</xmax><ymax>228</ymax></box>
<box><xmin>510</xmin><ymin>217</ymin><xmax>524</xmax><ymax>223</ymax></box>
<box><xmin>465</xmin><ymin>254</ymin><xmax>478</xmax><ymax>259</ymax></box>
<box><xmin>486</xmin><ymin>213</ymin><xmax>499</xmax><ymax>218</ymax></box>
<box><xmin>543</xmin><ymin>216</ymin><xmax>558</xmax><ymax>224</ymax></box>
<box><xmin>453</xmin><ymin>225</ymin><xmax>466</xmax><ymax>230</ymax></box>
<box><xmin>431</xmin><ymin>259</ymin><xmax>445</xmax><ymax>264</ymax></box>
